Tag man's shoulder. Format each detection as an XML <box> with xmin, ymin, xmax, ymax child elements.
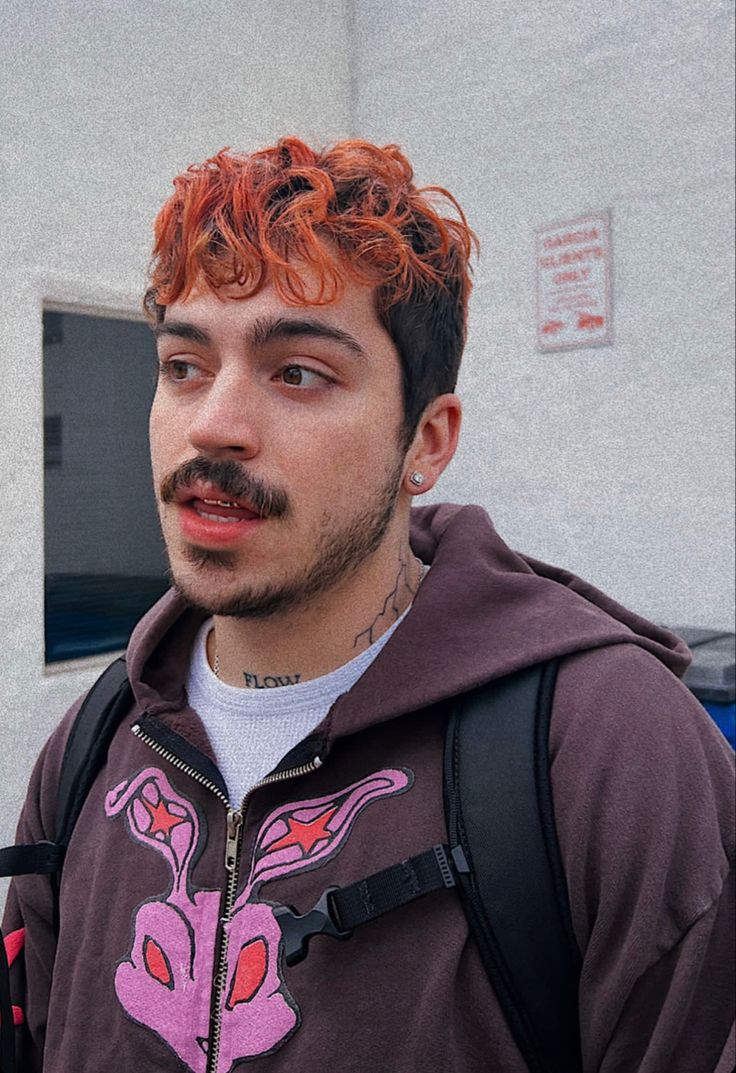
<box><xmin>548</xmin><ymin>641</ymin><xmax>734</xmax><ymax>947</ymax></box>
<box><xmin>549</xmin><ymin>641</ymin><xmax>734</xmax><ymax>803</ymax></box>
<box><xmin>550</xmin><ymin>640</ymin><xmax>727</xmax><ymax>756</ymax></box>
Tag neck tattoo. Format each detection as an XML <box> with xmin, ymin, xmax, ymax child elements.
<box><xmin>242</xmin><ymin>671</ymin><xmax>301</xmax><ymax>688</ymax></box>
<box><xmin>352</xmin><ymin>554</ymin><xmax>425</xmax><ymax>650</ymax></box>
<box><xmin>211</xmin><ymin>555</ymin><xmax>426</xmax><ymax>682</ymax></box>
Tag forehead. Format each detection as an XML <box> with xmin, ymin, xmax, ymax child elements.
<box><xmin>160</xmin><ymin>270</ymin><xmax>390</xmax><ymax>353</ymax></box>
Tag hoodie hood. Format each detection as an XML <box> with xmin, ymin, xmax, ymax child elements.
<box><xmin>126</xmin><ymin>503</ymin><xmax>691</xmax><ymax>741</ymax></box>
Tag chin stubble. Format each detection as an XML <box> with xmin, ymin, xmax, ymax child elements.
<box><xmin>167</xmin><ymin>454</ymin><xmax>405</xmax><ymax>620</ymax></box>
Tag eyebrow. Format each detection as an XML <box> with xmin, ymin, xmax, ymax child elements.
<box><xmin>153</xmin><ymin>314</ymin><xmax>369</xmax><ymax>362</ymax></box>
<box><xmin>250</xmin><ymin>316</ymin><xmax>369</xmax><ymax>362</ymax></box>
<box><xmin>152</xmin><ymin>320</ymin><xmax>212</xmax><ymax>345</ymax></box>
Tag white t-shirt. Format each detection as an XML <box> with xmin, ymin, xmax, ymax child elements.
<box><xmin>185</xmin><ymin>607</ymin><xmax>411</xmax><ymax>806</ymax></box>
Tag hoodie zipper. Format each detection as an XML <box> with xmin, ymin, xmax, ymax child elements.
<box><xmin>207</xmin><ymin>758</ymin><xmax>322</xmax><ymax>1073</ymax></box>
<box><xmin>131</xmin><ymin>720</ymin><xmax>322</xmax><ymax>1073</ymax></box>
<box><xmin>131</xmin><ymin>721</ymin><xmax>230</xmax><ymax>807</ymax></box>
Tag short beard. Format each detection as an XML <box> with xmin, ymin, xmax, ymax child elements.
<box><xmin>169</xmin><ymin>455</ymin><xmax>405</xmax><ymax>620</ymax></box>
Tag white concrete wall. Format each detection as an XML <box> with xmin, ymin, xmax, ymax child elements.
<box><xmin>0</xmin><ymin>0</ymin><xmax>351</xmax><ymax>883</ymax></box>
<box><xmin>351</xmin><ymin>0</ymin><xmax>735</xmax><ymax>631</ymax></box>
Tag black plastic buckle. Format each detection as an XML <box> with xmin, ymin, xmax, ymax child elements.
<box><xmin>274</xmin><ymin>886</ymin><xmax>353</xmax><ymax>967</ymax></box>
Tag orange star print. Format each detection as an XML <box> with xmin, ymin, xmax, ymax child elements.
<box><xmin>267</xmin><ymin>806</ymin><xmax>337</xmax><ymax>855</ymax></box>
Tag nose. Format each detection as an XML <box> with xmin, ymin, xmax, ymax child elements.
<box><xmin>187</xmin><ymin>370</ymin><xmax>262</xmax><ymax>460</ymax></box>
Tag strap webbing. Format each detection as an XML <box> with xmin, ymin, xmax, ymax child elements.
<box><xmin>276</xmin><ymin>845</ymin><xmax>456</xmax><ymax>966</ymax></box>
<box><xmin>0</xmin><ymin>843</ymin><xmax>63</xmax><ymax>879</ymax></box>
<box><xmin>332</xmin><ymin>844</ymin><xmax>456</xmax><ymax>930</ymax></box>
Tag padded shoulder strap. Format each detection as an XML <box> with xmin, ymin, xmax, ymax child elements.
<box><xmin>0</xmin><ymin>657</ymin><xmax>131</xmax><ymax>1073</ymax></box>
<box><xmin>444</xmin><ymin>660</ymin><xmax>582</xmax><ymax>1073</ymax></box>
<box><xmin>0</xmin><ymin>658</ymin><xmax>131</xmax><ymax>883</ymax></box>
<box><xmin>55</xmin><ymin>656</ymin><xmax>133</xmax><ymax>850</ymax></box>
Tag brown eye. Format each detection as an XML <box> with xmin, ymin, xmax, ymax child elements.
<box><xmin>158</xmin><ymin>360</ymin><xmax>197</xmax><ymax>382</ymax></box>
<box><xmin>277</xmin><ymin>365</ymin><xmax>330</xmax><ymax>389</ymax></box>
<box><xmin>281</xmin><ymin>366</ymin><xmax>304</xmax><ymax>386</ymax></box>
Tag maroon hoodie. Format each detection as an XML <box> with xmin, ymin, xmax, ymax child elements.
<box><xmin>4</xmin><ymin>504</ymin><xmax>734</xmax><ymax>1073</ymax></box>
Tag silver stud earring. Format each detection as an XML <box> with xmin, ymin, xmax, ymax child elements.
<box><xmin>409</xmin><ymin>471</ymin><xmax>425</xmax><ymax>487</ymax></box>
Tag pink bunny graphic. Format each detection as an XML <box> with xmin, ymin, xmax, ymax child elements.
<box><xmin>105</xmin><ymin>766</ymin><xmax>411</xmax><ymax>1072</ymax></box>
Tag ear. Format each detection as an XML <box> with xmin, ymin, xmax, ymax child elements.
<box><xmin>403</xmin><ymin>393</ymin><xmax>462</xmax><ymax>496</ymax></box>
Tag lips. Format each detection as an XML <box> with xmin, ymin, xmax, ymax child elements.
<box><xmin>173</xmin><ymin>485</ymin><xmax>266</xmax><ymax>545</ymax></box>
<box><xmin>174</xmin><ymin>483</ymin><xmax>262</xmax><ymax>517</ymax></box>
<box><xmin>190</xmin><ymin>498</ymin><xmax>259</xmax><ymax>521</ymax></box>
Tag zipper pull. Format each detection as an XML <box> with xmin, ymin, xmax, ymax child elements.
<box><xmin>225</xmin><ymin>808</ymin><xmax>243</xmax><ymax>873</ymax></box>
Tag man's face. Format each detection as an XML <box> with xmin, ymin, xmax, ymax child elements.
<box><xmin>149</xmin><ymin>269</ymin><xmax>409</xmax><ymax>618</ymax></box>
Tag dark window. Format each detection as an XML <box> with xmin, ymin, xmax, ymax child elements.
<box><xmin>43</xmin><ymin>310</ymin><xmax>170</xmax><ymax>663</ymax></box>
<box><xmin>44</xmin><ymin>415</ymin><xmax>63</xmax><ymax>468</ymax></box>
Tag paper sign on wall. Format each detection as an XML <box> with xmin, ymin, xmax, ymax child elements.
<box><xmin>535</xmin><ymin>211</ymin><xmax>612</xmax><ymax>351</ymax></box>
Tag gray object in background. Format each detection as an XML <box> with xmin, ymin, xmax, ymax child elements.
<box><xmin>666</xmin><ymin>627</ymin><xmax>736</xmax><ymax>748</ymax></box>
<box><xmin>674</xmin><ymin>628</ymin><xmax>736</xmax><ymax>704</ymax></box>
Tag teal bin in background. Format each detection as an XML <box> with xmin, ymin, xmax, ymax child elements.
<box><xmin>670</xmin><ymin>627</ymin><xmax>736</xmax><ymax>749</ymax></box>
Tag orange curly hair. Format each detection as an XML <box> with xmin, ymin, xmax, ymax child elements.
<box><xmin>144</xmin><ymin>136</ymin><xmax>479</xmax><ymax>442</ymax></box>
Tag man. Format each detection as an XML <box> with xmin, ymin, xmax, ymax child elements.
<box><xmin>3</xmin><ymin>137</ymin><xmax>734</xmax><ymax>1073</ymax></box>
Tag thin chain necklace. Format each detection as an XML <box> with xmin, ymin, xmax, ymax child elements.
<box><xmin>212</xmin><ymin>557</ymin><xmax>427</xmax><ymax>680</ymax></box>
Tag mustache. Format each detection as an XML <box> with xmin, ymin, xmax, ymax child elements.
<box><xmin>159</xmin><ymin>457</ymin><xmax>290</xmax><ymax>519</ymax></box>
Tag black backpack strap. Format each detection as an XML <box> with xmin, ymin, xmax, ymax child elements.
<box><xmin>444</xmin><ymin>659</ymin><xmax>582</xmax><ymax>1073</ymax></box>
<box><xmin>51</xmin><ymin>657</ymin><xmax>133</xmax><ymax>909</ymax></box>
<box><xmin>275</xmin><ymin>843</ymin><xmax>458</xmax><ymax>966</ymax></box>
<box><xmin>0</xmin><ymin>657</ymin><xmax>132</xmax><ymax>887</ymax></box>
<box><xmin>55</xmin><ymin>657</ymin><xmax>132</xmax><ymax>851</ymax></box>
<box><xmin>0</xmin><ymin>657</ymin><xmax>131</xmax><ymax>1073</ymax></box>
<box><xmin>274</xmin><ymin>659</ymin><xmax>582</xmax><ymax>1073</ymax></box>
<box><xmin>0</xmin><ymin>843</ymin><xmax>62</xmax><ymax>878</ymax></box>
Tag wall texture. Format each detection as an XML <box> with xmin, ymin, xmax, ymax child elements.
<box><xmin>351</xmin><ymin>0</ymin><xmax>735</xmax><ymax>629</ymax></box>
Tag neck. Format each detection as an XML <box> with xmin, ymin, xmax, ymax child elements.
<box><xmin>206</xmin><ymin>536</ymin><xmax>423</xmax><ymax>688</ymax></box>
